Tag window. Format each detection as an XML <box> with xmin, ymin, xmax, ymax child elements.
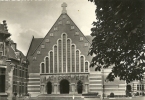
<box><xmin>58</xmin><ymin>21</ymin><xmax>62</xmax><ymax>24</ymax></box>
<box><xmin>25</xmin><ymin>69</ymin><xmax>27</xmax><ymax>78</ymax></box>
<box><xmin>84</xmin><ymin>43</ymin><xmax>88</xmax><ymax>46</ymax></box>
<box><xmin>50</xmin><ymin>33</ymin><xmax>53</xmax><ymax>36</ymax></box>
<box><xmin>75</xmin><ymin>32</ymin><xmax>79</xmax><ymax>35</ymax></box>
<box><xmin>54</xmin><ymin>27</ymin><xmax>58</xmax><ymax>31</ymax></box>
<box><xmin>66</xmin><ymin>21</ymin><xmax>70</xmax><ymax>24</ymax></box>
<box><xmin>0</xmin><ymin>68</ymin><xmax>6</xmax><ymax>92</ymax></box>
<box><xmin>71</xmin><ymin>26</ymin><xmax>74</xmax><ymax>29</ymax></box>
<box><xmin>19</xmin><ymin>67</ymin><xmax>22</xmax><ymax>77</ymax></box>
<box><xmin>76</xmin><ymin>50</ymin><xmax>79</xmax><ymax>72</ymax></box>
<box><xmin>45</xmin><ymin>39</ymin><xmax>49</xmax><ymax>42</ymax></box>
<box><xmin>41</xmin><ymin>63</ymin><xmax>45</xmax><ymax>73</ymax></box>
<box><xmin>137</xmin><ymin>84</ymin><xmax>144</xmax><ymax>90</ymax></box>
<box><xmin>50</xmin><ymin>52</ymin><xmax>53</xmax><ymax>73</ymax></box>
<box><xmin>45</xmin><ymin>57</ymin><xmax>49</xmax><ymax>73</ymax></box>
<box><xmin>15</xmin><ymin>65</ymin><xmax>17</xmax><ymax>76</ymax></box>
<box><xmin>37</xmin><ymin>51</ymin><xmax>40</xmax><ymax>54</ymax></box>
<box><xmin>80</xmin><ymin>37</ymin><xmax>83</xmax><ymax>41</ymax></box>
<box><xmin>41</xmin><ymin>44</ymin><xmax>45</xmax><ymax>48</ymax></box>
<box><xmin>80</xmin><ymin>56</ymin><xmax>84</xmax><ymax>72</ymax></box>
<box><xmin>85</xmin><ymin>62</ymin><xmax>88</xmax><ymax>72</ymax></box>
<box><xmin>63</xmin><ymin>15</ymin><xmax>66</xmax><ymax>18</ymax></box>
<box><xmin>15</xmin><ymin>52</ymin><xmax>20</xmax><ymax>59</ymax></box>
<box><xmin>0</xmin><ymin>42</ymin><xmax>3</xmax><ymax>52</ymax></box>
<box><xmin>33</xmin><ymin>57</ymin><xmax>36</xmax><ymax>60</ymax></box>
<box><xmin>13</xmin><ymin>81</ymin><xmax>17</xmax><ymax>93</ymax></box>
<box><xmin>0</xmin><ymin>51</ymin><xmax>3</xmax><ymax>57</ymax></box>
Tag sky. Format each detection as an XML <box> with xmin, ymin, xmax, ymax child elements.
<box><xmin>0</xmin><ymin>0</ymin><xmax>96</xmax><ymax>55</ymax></box>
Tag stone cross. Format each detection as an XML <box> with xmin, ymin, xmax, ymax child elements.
<box><xmin>61</xmin><ymin>2</ymin><xmax>67</xmax><ymax>14</ymax></box>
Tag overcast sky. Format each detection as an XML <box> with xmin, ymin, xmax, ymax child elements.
<box><xmin>0</xmin><ymin>0</ymin><xmax>96</xmax><ymax>55</ymax></box>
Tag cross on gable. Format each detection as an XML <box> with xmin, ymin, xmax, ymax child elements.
<box><xmin>61</xmin><ymin>2</ymin><xmax>67</xmax><ymax>14</ymax></box>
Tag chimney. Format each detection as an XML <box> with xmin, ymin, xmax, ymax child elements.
<box><xmin>3</xmin><ymin>20</ymin><xmax>8</xmax><ymax>32</ymax></box>
<box><xmin>11</xmin><ymin>43</ymin><xmax>17</xmax><ymax>51</ymax></box>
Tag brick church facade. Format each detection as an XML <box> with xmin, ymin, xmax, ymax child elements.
<box><xmin>26</xmin><ymin>3</ymin><xmax>129</xmax><ymax>97</ymax></box>
<box><xmin>0</xmin><ymin>2</ymin><xmax>145</xmax><ymax>100</ymax></box>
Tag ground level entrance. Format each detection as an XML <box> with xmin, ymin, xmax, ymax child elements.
<box><xmin>60</xmin><ymin>79</ymin><xmax>69</xmax><ymax>94</ymax></box>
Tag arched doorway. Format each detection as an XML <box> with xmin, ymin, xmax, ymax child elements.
<box><xmin>60</xmin><ymin>79</ymin><xmax>69</xmax><ymax>94</ymax></box>
<box><xmin>126</xmin><ymin>85</ymin><xmax>131</xmax><ymax>92</ymax></box>
<box><xmin>126</xmin><ymin>85</ymin><xmax>132</xmax><ymax>96</ymax></box>
<box><xmin>47</xmin><ymin>82</ymin><xmax>52</xmax><ymax>94</ymax></box>
<box><xmin>77</xmin><ymin>81</ymin><xmax>83</xmax><ymax>94</ymax></box>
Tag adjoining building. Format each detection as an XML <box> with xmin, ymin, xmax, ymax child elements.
<box><xmin>0</xmin><ymin>20</ymin><xmax>28</xmax><ymax>100</ymax></box>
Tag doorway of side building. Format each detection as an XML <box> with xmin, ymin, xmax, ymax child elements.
<box><xmin>77</xmin><ymin>80</ymin><xmax>83</xmax><ymax>94</ymax></box>
<box><xmin>47</xmin><ymin>82</ymin><xmax>52</xmax><ymax>94</ymax></box>
<box><xmin>0</xmin><ymin>68</ymin><xmax>6</xmax><ymax>93</ymax></box>
<box><xmin>126</xmin><ymin>85</ymin><xmax>132</xmax><ymax>96</ymax></box>
<box><xmin>60</xmin><ymin>79</ymin><xmax>69</xmax><ymax>94</ymax></box>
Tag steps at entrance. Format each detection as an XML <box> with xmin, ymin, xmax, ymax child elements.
<box><xmin>38</xmin><ymin>94</ymin><xmax>82</xmax><ymax>97</ymax></box>
<box><xmin>37</xmin><ymin>94</ymin><xmax>84</xmax><ymax>100</ymax></box>
<box><xmin>37</xmin><ymin>97</ymin><xmax>84</xmax><ymax>100</ymax></box>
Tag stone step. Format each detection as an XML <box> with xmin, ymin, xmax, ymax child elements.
<box><xmin>37</xmin><ymin>96</ymin><xmax>84</xmax><ymax>100</ymax></box>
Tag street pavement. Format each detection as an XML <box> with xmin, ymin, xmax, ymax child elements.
<box><xmin>102</xmin><ymin>96</ymin><xmax>145</xmax><ymax>100</ymax></box>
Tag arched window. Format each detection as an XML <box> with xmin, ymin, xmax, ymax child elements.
<box><xmin>76</xmin><ymin>50</ymin><xmax>79</xmax><ymax>72</ymax></box>
<box><xmin>45</xmin><ymin>57</ymin><xmax>49</xmax><ymax>73</ymax></box>
<box><xmin>54</xmin><ymin>46</ymin><xmax>57</xmax><ymax>73</ymax></box>
<box><xmin>41</xmin><ymin>63</ymin><xmax>45</xmax><ymax>73</ymax></box>
<box><xmin>67</xmin><ymin>39</ymin><xmax>71</xmax><ymax>72</ymax></box>
<box><xmin>85</xmin><ymin>62</ymin><xmax>88</xmax><ymax>72</ymax></box>
<box><xmin>58</xmin><ymin>40</ymin><xmax>62</xmax><ymax>73</ymax></box>
<box><xmin>63</xmin><ymin>34</ymin><xmax>66</xmax><ymax>72</ymax></box>
<box><xmin>50</xmin><ymin>51</ymin><xmax>53</xmax><ymax>73</ymax></box>
<box><xmin>80</xmin><ymin>56</ymin><xmax>84</xmax><ymax>72</ymax></box>
<box><xmin>72</xmin><ymin>45</ymin><xmax>75</xmax><ymax>72</ymax></box>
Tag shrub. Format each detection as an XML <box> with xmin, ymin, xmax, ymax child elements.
<box><xmin>128</xmin><ymin>93</ymin><xmax>132</xmax><ymax>97</ymax></box>
<box><xmin>142</xmin><ymin>92</ymin><xmax>145</xmax><ymax>96</ymax></box>
<box><xmin>135</xmin><ymin>92</ymin><xmax>139</xmax><ymax>96</ymax></box>
<box><xmin>14</xmin><ymin>93</ymin><xmax>17</xmax><ymax>97</ymax></box>
<box><xmin>110</xmin><ymin>92</ymin><xmax>114</xmax><ymax>97</ymax></box>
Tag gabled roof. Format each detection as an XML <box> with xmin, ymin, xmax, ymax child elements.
<box><xmin>27</xmin><ymin>37</ymin><xmax>43</xmax><ymax>56</ymax></box>
<box><xmin>7</xmin><ymin>45</ymin><xmax>26</xmax><ymax>61</ymax></box>
<box><xmin>27</xmin><ymin>13</ymin><xmax>91</xmax><ymax>56</ymax></box>
<box><xmin>27</xmin><ymin>10</ymin><xmax>93</xmax><ymax>73</ymax></box>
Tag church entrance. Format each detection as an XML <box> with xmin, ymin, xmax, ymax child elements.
<box><xmin>60</xmin><ymin>79</ymin><xmax>69</xmax><ymax>94</ymax></box>
<box><xmin>77</xmin><ymin>81</ymin><xmax>83</xmax><ymax>94</ymax></box>
<box><xmin>47</xmin><ymin>82</ymin><xmax>52</xmax><ymax>94</ymax></box>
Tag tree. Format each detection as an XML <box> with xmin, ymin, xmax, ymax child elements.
<box><xmin>88</xmin><ymin>0</ymin><xmax>145</xmax><ymax>83</ymax></box>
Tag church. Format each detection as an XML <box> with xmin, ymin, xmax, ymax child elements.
<box><xmin>26</xmin><ymin>2</ymin><xmax>130</xmax><ymax>97</ymax></box>
<box><xmin>1</xmin><ymin>2</ymin><xmax>145</xmax><ymax>100</ymax></box>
